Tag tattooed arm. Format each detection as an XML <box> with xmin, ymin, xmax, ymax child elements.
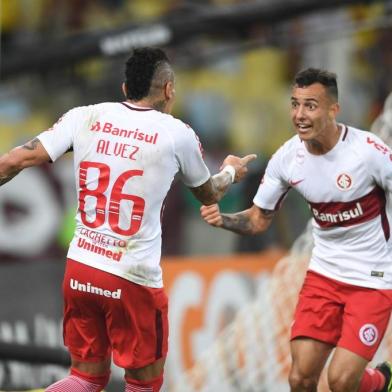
<box><xmin>0</xmin><ymin>138</ymin><xmax>51</xmax><ymax>186</ymax></box>
<box><xmin>189</xmin><ymin>170</ymin><xmax>233</xmax><ymax>205</ymax></box>
<box><xmin>189</xmin><ymin>154</ymin><xmax>257</xmax><ymax>205</ymax></box>
<box><xmin>200</xmin><ymin>204</ymin><xmax>274</xmax><ymax>235</ymax></box>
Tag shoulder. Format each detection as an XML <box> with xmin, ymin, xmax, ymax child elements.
<box><xmin>49</xmin><ymin>103</ymin><xmax>117</xmax><ymax>134</ymax></box>
<box><xmin>282</xmin><ymin>134</ymin><xmax>302</xmax><ymax>152</ymax></box>
<box><xmin>270</xmin><ymin>134</ymin><xmax>302</xmax><ymax>162</ymax></box>
<box><xmin>264</xmin><ymin>135</ymin><xmax>300</xmax><ymax>180</ymax></box>
<box><xmin>59</xmin><ymin>103</ymin><xmax>105</xmax><ymax>119</ymax></box>
<box><xmin>72</xmin><ymin>102</ymin><xmax>124</xmax><ymax>114</ymax></box>
<box><xmin>346</xmin><ymin>125</ymin><xmax>390</xmax><ymax>156</ymax></box>
<box><xmin>158</xmin><ymin>114</ymin><xmax>200</xmax><ymax>145</ymax></box>
<box><xmin>65</xmin><ymin>102</ymin><xmax>124</xmax><ymax>125</ymax></box>
<box><xmin>78</xmin><ymin>102</ymin><xmax>120</xmax><ymax>115</ymax></box>
<box><xmin>156</xmin><ymin>112</ymin><xmax>191</xmax><ymax>133</ymax></box>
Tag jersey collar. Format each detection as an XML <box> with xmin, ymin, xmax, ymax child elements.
<box><xmin>121</xmin><ymin>102</ymin><xmax>153</xmax><ymax>111</ymax></box>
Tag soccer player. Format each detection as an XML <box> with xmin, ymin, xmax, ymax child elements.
<box><xmin>201</xmin><ymin>68</ymin><xmax>392</xmax><ymax>392</ymax></box>
<box><xmin>0</xmin><ymin>47</ymin><xmax>256</xmax><ymax>392</ymax></box>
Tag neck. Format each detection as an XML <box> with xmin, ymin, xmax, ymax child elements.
<box><xmin>151</xmin><ymin>99</ymin><xmax>167</xmax><ymax>112</ymax></box>
<box><xmin>305</xmin><ymin>123</ymin><xmax>341</xmax><ymax>155</ymax></box>
<box><xmin>127</xmin><ymin>98</ymin><xmax>168</xmax><ymax>113</ymax></box>
<box><xmin>127</xmin><ymin>99</ymin><xmax>151</xmax><ymax>109</ymax></box>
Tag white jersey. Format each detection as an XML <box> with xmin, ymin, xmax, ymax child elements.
<box><xmin>37</xmin><ymin>102</ymin><xmax>210</xmax><ymax>288</ymax></box>
<box><xmin>254</xmin><ymin>125</ymin><xmax>392</xmax><ymax>289</ymax></box>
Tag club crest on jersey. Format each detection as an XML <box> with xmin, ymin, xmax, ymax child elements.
<box><xmin>359</xmin><ymin>324</ymin><xmax>378</xmax><ymax>346</ymax></box>
<box><xmin>336</xmin><ymin>173</ymin><xmax>353</xmax><ymax>191</ymax></box>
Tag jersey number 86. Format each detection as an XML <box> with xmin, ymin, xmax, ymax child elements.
<box><xmin>79</xmin><ymin>161</ymin><xmax>145</xmax><ymax>236</ymax></box>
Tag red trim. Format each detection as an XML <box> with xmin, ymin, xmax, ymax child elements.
<box><xmin>309</xmin><ymin>187</ymin><xmax>388</xmax><ymax>231</ymax></box>
<box><xmin>381</xmin><ymin>206</ymin><xmax>390</xmax><ymax>241</ymax></box>
<box><xmin>121</xmin><ymin>102</ymin><xmax>153</xmax><ymax>112</ymax></box>
<box><xmin>274</xmin><ymin>187</ymin><xmax>291</xmax><ymax>211</ymax></box>
<box><xmin>342</xmin><ymin>125</ymin><xmax>348</xmax><ymax>141</ymax></box>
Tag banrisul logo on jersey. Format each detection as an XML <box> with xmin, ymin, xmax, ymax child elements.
<box><xmin>311</xmin><ymin>203</ymin><xmax>363</xmax><ymax>226</ymax></box>
<box><xmin>308</xmin><ymin>187</ymin><xmax>385</xmax><ymax>228</ymax></box>
<box><xmin>336</xmin><ymin>173</ymin><xmax>353</xmax><ymax>191</ymax></box>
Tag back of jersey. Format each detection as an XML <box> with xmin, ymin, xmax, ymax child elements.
<box><xmin>37</xmin><ymin>102</ymin><xmax>210</xmax><ymax>287</ymax></box>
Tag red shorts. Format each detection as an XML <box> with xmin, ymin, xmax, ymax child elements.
<box><xmin>291</xmin><ymin>270</ymin><xmax>392</xmax><ymax>360</ymax></box>
<box><xmin>62</xmin><ymin>259</ymin><xmax>168</xmax><ymax>369</ymax></box>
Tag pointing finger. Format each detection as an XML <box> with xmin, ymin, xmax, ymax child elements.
<box><xmin>240</xmin><ymin>154</ymin><xmax>257</xmax><ymax>164</ymax></box>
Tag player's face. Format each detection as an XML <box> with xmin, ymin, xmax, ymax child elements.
<box><xmin>290</xmin><ymin>83</ymin><xmax>339</xmax><ymax>144</ymax></box>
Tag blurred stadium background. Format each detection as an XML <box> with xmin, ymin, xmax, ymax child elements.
<box><xmin>1</xmin><ymin>0</ymin><xmax>392</xmax><ymax>391</ymax></box>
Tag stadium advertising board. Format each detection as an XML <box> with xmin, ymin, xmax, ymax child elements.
<box><xmin>0</xmin><ymin>253</ymin><xmax>281</xmax><ymax>391</ymax></box>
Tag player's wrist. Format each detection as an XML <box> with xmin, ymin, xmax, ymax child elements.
<box><xmin>221</xmin><ymin>165</ymin><xmax>235</xmax><ymax>183</ymax></box>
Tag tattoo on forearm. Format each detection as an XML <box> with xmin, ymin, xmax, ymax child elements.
<box><xmin>210</xmin><ymin>171</ymin><xmax>232</xmax><ymax>200</ymax></box>
<box><xmin>191</xmin><ymin>186</ymin><xmax>216</xmax><ymax>205</ymax></box>
<box><xmin>191</xmin><ymin>172</ymin><xmax>232</xmax><ymax>205</ymax></box>
<box><xmin>0</xmin><ymin>170</ymin><xmax>20</xmax><ymax>186</ymax></box>
<box><xmin>0</xmin><ymin>138</ymin><xmax>41</xmax><ymax>187</ymax></box>
<box><xmin>22</xmin><ymin>138</ymin><xmax>40</xmax><ymax>151</ymax></box>
<box><xmin>221</xmin><ymin>213</ymin><xmax>253</xmax><ymax>235</ymax></box>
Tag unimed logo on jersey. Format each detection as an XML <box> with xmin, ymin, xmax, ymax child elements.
<box><xmin>77</xmin><ymin>238</ymin><xmax>123</xmax><ymax>261</ymax></box>
<box><xmin>70</xmin><ymin>278</ymin><xmax>122</xmax><ymax>299</ymax></box>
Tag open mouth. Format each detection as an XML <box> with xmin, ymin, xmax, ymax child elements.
<box><xmin>296</xmin><ymin>124</ymin><xmax>312</xmax><ymax>132</ymax></box>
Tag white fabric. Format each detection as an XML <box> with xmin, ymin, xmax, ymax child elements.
<box><xmin>221</xmin><ymin>165</ymin><xmax>235</xmax><ymax>183</ymax></box>
<box><xmin>38</xmin><ymin>102</ymin><xmax>210</xmax><ymax>287</ymax></box>
<box><xmin>45</xmin><ymin>375</ymin><xmax>101</xmax><ymax>392</ymax></box>
<box><xmin>253</xmin><ymin>125</ymin><xmax>392</xmax><ymax>289</ymax></box>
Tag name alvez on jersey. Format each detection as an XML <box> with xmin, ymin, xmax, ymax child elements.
<box><xmin>37</xmin><ymin>102</ymin><xmax>211</xmax><ymax>288</ymax></box>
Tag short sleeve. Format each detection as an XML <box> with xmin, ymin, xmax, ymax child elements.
<box><xmin>37</xmin><ymin>107</ymin><xmax>83</xmax><ymax>162</ymax></box>
<box><xmin>253</xmin><ymin>147</ymin><xmax>290</xmax><ymax>210</ymax></box>
<box><xmin>365</xmin><ymin>133</ymin><xmax>392</xmax><ymax>193</ymax></box>
<box><xmin>175</xmin><ymin>125</ymin><xmax>211</xmax><ymax>187</ymax></box>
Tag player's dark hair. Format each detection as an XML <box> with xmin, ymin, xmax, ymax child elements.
<box><xmin>125</xmin><ymin>47</ymin><xmax>173</xmax><ymax>101</ymax></box>
<box><xmin>294</xmin><ymin>68</ymin><xmax>338</xmax><ymax>101</ymax></box>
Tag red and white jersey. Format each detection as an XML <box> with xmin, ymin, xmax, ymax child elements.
<box><xmin>37</xmin><ymin>102</ymin><xmax>210</xmax><ymax>288</ymax></box>
<box><xmin>254</xmin><ymin>125</ymin><xmax>392</xmax><ymax>289</ymax></box>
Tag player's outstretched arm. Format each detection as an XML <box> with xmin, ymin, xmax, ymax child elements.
<box><xmin>190</xmin><ymin>154</ymin><xmax>257</xmax><ymax>205</ymax></box>
<box><xmin>0</xmin><ymin>138</ymin><xmax>51</xmax><ymax>186</ymax></box>
<box><xmin>200</xmin><ymin>204</ymin><xmax>274</xmax><ymax>235</ymax></box>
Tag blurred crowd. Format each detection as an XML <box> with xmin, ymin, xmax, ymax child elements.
<box><xmin>1</xmin><ymin>0</ymin><xmax>392</xmax><ymax>261</ymax></box>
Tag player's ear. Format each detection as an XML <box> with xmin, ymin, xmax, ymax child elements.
<box><xmin>122</xmin><ymin>82</ymin><xmax>128</xmax><ymax>99</ymax></box>
<box><xmin>329</xmin><ymin>101</ymin><xmax>340</xmax><ymax>119</ymax></box>
<box><xmin>164</xmin><ymin>81</ymin><xmax>175</xmax><ymax>101</ymax></box>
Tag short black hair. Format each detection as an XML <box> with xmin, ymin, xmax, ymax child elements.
<box><xmin>294</xmin><ymin>68</ymin><xmax>338</xmax><ymax>101</ymax></box>
<box><xmin>125</xmin><ymin>47</ymin><xmax>172</xmax><ymax>101</ymax></box>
